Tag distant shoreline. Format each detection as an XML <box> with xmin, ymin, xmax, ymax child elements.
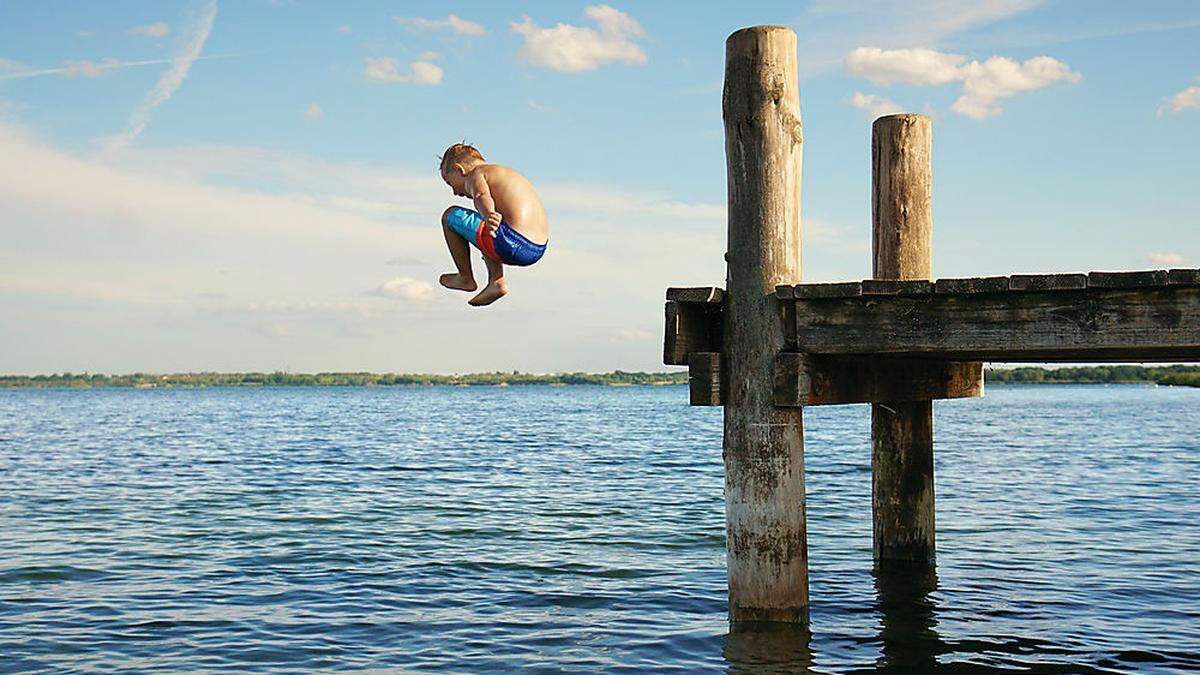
<box><xmin>2</xmin><ymin>366</ymin><xmax>1199</xmax><ymax>389</ymax></box>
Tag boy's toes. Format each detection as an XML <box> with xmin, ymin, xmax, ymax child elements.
<box><xmin>439</xmin><ymin>273</ymin><xmax>477</xmax><ymax>292</ymax></box>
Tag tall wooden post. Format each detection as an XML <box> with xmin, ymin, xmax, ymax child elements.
<box><xmin>871</xmin><ymin>114</ymin><xmax>935</xmax><ymax>564</ymax></box>
<box><xmin>722</xmin><ymin>26</ymin><xmax>807</xmax><ymax>623</ymax></box>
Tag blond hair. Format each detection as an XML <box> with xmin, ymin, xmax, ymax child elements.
<box><xmin>440</xmin><ymin>143</ymin><xmax>484</xmax><ymax>174</ymax></box>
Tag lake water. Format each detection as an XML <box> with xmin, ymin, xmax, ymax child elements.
<box><xmin>0</xmin><ymin>384</ymin><xmax>1197</xmax><ymax>673</ymax></box>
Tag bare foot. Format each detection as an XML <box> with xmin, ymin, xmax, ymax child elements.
<box><xmin>468</xmin><ymin>280</ymin><xmax>508</xmax><ymax>306</ymax></box>
<box><xmin>439</xmin><ymin>273</ymin><xmax>477</xmax><ymax>292</ymax></box>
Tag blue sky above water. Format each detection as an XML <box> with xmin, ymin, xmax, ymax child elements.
<box><xmin>1</xmin><ymin>1</ymin><xmax>1198</xmax><ymax>374</ymax></box>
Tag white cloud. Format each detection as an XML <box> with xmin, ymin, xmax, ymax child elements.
<box><xmin>952</xmin><ymin>55</ymin><xmax>1080</xmax><ymax>118</ymax></box>
<box><xmin>419</xmin><ymin>51</ymin><xmax>439</xmax><ymax>61</ymax></box>
<box><xmin>338</xmin><ymin>25</ymin><xmax>351</xmax><ymax>34</ymax></box>
<box><xmin>369</xmin><ymin>277</ymin><xmax>435</xmax><ymax>302</ymax></box>
<box><xmin>1147</xmin><ymin>252</ymin><xmax>1184</xmax><ymax>265</ymax></box>
<box><xmin>850</xmin><ymin>91</ymin><xmax>906</xmax><ymax>118</ymax></box>
<box><xmin>107</xmin><ymin>1</ymin><xmax>217</xmax><ymax>149</ymax></box>
<box><xmin>130</xmin><ymin>21</ymin><xmax>170</xmax><ymax>38</ymax></box>
<box><xmin>364</xmin><ymin>57</ymin><xmax>443</xmax><ymax>85</ymax></box>
<box><xmin>76</xmin><ymin>30</ymin><xmax>94</xmax><ymax>38</ymax></box>
<box><xmin>846</xmin><ymin>47</ymin><xmax>965</xmax><ymax>85</ymax></box>
<box><xmin>304</xmin><ymin>103</ymin><xmax>322</xmax><ymax>119</ymax></box>
<box><xmin>845</xmin><ymin>47</ymin><xmax>1080</xmax><ymax>119</ymax></box>
<box><xmin>396</xmin><ymin>14</ymin><xmax>485</xmax><ymax>36</ymax></box>
<box><xmin>511</xmin><ymin>5</ymin><xmax>647</xmax><ymax>73</ymax></box>
<box><xmin>1158</xmin><ymin>80</ymin><xmax>1200</xmax><ymax>116</ymax></box>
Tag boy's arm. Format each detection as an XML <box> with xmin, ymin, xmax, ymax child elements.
<box><xmin>467</xmin><ymin>172</ymin><xmax>502</xmax><ymax>235</ymax></box>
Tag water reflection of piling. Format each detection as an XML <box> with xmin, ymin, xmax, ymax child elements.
<box><xmin>871</xmin><ymin>562</ymin><xmax>945</xmax><ymax>672</ymax></box>
<box><xmin>722</xmin><ymin>622</ymin><xmax>814</xmax><ymax>674</ymax></box>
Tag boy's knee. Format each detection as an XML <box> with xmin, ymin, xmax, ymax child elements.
<box><xmin>441</xmin><ymin>206</ymin><xmax>458</xmax><ymax>226</ymax></box>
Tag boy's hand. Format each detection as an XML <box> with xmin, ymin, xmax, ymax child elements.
<box><xmin>486</xmin><ymin>211</ymin><xmax>502</xmax><ymax>236</ymax></box>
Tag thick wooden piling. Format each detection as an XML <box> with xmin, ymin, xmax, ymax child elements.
<box><xmin>722</xmin><ymin>25</ymin><xmax>807</xmax><ymax>623</ymax></box>
<box><xmin>871</xmin><ymin>114</ymin><xmax>936</xmax><ymax>564</ymax></box>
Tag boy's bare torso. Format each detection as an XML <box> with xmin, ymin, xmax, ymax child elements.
<box><xmin>468</xmin><ymin>164</ymin><xmax>548</xmax><ymax>244</ymax></box>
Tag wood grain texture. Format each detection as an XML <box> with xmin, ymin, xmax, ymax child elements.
<box><xmin>790</xmin><ymin>286</ymin><xmax>1200</xmax><ymax>362</ymax></box>
<box><xmin>861</xmin><ymin>280</ymin><xmax>933</xmax><ymax>296</ymax></box>
<box><xmin>722</xmin><ymin>25</ymin><xmax>808</xmax><ymax>624</ymax></box>
<box><xmin>667</xmin><ymin>286</ymin><xmax>725</xmax><ymax>303</ymax></box>
<box><xmin>1088</xmin><ymin>270</ymin><xmax>1169</xmax><ymax>288</ymax></box>
<box><xmin>871</xmin><ymin>113</ymin><xmax>936</xmax><ymax>565</ymax></box>
<box><xmin>773</xmin><ymin>354</ymin><xmax>982</xmax><ymax>407</ymax></box>
<box><xmin>934</xmin><ymin>276</ymin><xmax>1010</xmax><ymax>294</ymax></box>
<box><xmin>872</xmin><ymin>115</ymin><xmax>932</xmax><ymax>280</ymax></box>
<box><xmin>1169</xmin><ymin>269</ymin><xmax>1200</xmax><ymax>285</ymax></box>
<box><xmin>689</xmin><ymin>352</ymin><xmax>723</xmax><ymax>406</ymax></box>
<box><xmin>663</xmin><ymin>301</ymin><xmax>723</xmax><ymax>366</ymax></box>
<box><xmin>1009</xmin><ymin>273</ymin><xmax>1087</xmax><ymax>292</ymax></box>
<box><xmin>873</xmin><ymin>401</ymin><xmax>935</xmax><ymax>563</ymax></box>
<box><xmin>790</xmin><ymin>282</ymin><xmax>863</xmax><ymax>299</ymax></box>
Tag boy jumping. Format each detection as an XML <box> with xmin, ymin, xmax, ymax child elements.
<box><xmin>438</xmin><ymin>143</ymin><xmax>549</xmax><ymax>306</ymax></box>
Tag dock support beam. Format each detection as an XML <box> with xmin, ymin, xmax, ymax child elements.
<box><xmin>871</xmin><ymin>114</ymin><xmax>936</xmax><ymax>564</ymax></box>
<box><xmin>722</xmin><ymin>26</ymin><xmax>808</xmax><ymax>623</ymax></box>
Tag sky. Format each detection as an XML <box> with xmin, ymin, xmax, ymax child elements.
<box><xmin>1</xmin><ymin>0</ymin><xmax>1198</xmax><ymax>375</ymax></box>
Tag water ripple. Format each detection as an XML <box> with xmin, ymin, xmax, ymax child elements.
<box><xmin>0</xmin><ymin>384</ymin><xmax>1197</xmax><ymax>672</ymax></box>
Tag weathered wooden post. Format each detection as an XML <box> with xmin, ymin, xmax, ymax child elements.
<box><xmin>870</xmin><ymin>114</ymin><xmax>936</xmax><ymax>564</ymax></box>
<box><xmin>722</xmin><ymin>25</ymin><xmax>808</xmax><ymax>623</ymax></box>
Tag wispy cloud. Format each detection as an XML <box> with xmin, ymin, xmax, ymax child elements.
<box><xmin>0</xmin><ymin>56</ymin><xmax>200</xmax><ymax>81</ymax></box>
<box><xmin>364</xmin><ymin>57</ymin><xmax>442</xmax><ymax>85</ymax></box>
<box><xmin>846</xmin><ymin>47</ymin><xmax>1080</xmax><ymax>118</ymax></box>
<box><xmin>107</xmin><ymin>0</ymin><xmax>218</xmax><ymax>150</ymax></box>
<box><xmin>396</xmin><ymin>14</ymin><xmax>485</xmax><ymax>36</ymax></box>
<box><xmin>1147</xmin><ymin>252</ymin><xmax>1184</xmax><ymax>265</ymax></box>
<box><xmin>304</xmin><ymin>103</ymin><xmax>322</xmax><ymax>119</ymax></box>
<box><xmin>511</xmin><ymin>5</ymin><xmax>647</xmax><ymax>73</ymax></box>
<box><xmin>368</xmin><ymin>277</ymin><xmax>435</xmax><ymax>302</ymax></box>
<box><xmin>130</xmin><ymin>21</ymin><xmax>170</xmax><ymax>38</ymax></box>
<box><xmin>850</xmin><ymin>91</ymin><xmax>906</xmax><ymax>118</ymax></box>
<box><xmin>1158</xmin><ymin>79</ymin><xmax>1200</xmax><ymax>116</ymax></box>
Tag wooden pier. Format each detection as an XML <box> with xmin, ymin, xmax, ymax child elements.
<box><xmin>664</xmin><ymin>25</ymin><xmax>1200</xmax><ymax>625</ymax></box>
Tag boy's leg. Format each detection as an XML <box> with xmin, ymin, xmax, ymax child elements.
<box><xmin>469</xmin><ymin>255</ymin><xmax>508</xmax><ymax>306</ymax></box>
<box><xmin>439</xmin><ymin>207</ymin><xmax>477</xmax><ymax>292</ymax></box>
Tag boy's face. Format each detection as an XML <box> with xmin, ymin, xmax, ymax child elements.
<box><xmin>441</xmin><ymin>165</ymin><xmax>468</xmax><ymax>197</ymax></box>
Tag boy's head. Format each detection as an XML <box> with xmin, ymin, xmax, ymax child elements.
<box><xmin>440</xmin><ymin>143</ymin><xmax>484</xmax><ymax>197</ymax></box>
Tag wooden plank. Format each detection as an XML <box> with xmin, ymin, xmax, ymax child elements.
<box><xmin>688</xmin><ymin>352</ymin><xmax>723</xmax><ymax>406</ymax></box>
<box><xmin>1168</xmin><ymin>268</ymin><xmax>1200</xmax><ymax>285</ymax></box>
<box><xmin>774</xmin><ymin>354</ymin><xmax>982</xmax><ymax>407</ymax></box>
<box><xmin>861</xmin><ymin>279</ymin><xmax>933</xmax><ymax>296</ymax></box>
<box><xmin>790</xmin><ymin>286</ymin><xmax>1200</xmax><ymax>362</ymax></box>
<box><xmin>791</xmin><ymin>281</ymin><xmax>863</xmax><ymax>299</ymax></box>
<box><xmin>934</xmin><ymin>276</ymin><xmax>1009</xmax><ymax>295</ymax></box>
<box><xmin>663</xmin><ymin>300</ymin><xmax>723</xmax><ymax>366</ymax></box>
<box><xmin>1088</xmin><ymin>270</ymin><xmax>1169</xmax><ymax>288</ymax></box>
<box><xmin>667</xmin><ymin>286</ymin><xmax>724</xmax><ymax>303</ymax></box>
<box><xmin>775</xmin><ymin>284</ymin><xmax>795</xmax><ymax>300</ymax></box>
<box><xmin>1009</xmin><ymin>273</ymin><xmax>1087</xmax><ymax>292</ymax></box>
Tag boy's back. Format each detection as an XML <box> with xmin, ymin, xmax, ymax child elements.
<box><xmin>470</xmin><ymin>164</ymin><xmax>548</xmax><ymax>245</ymax></box>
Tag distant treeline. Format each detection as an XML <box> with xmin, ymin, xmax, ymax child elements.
<box><xmin>0</xmin><ymin>370</ymin><xmax>690</xmax><ymax>388</ymax></box>
<box><xmin>2</xmin><ymin>366</ymin><xmax>1199</xmax><ymax>389</ymax></box>
<box><xmin>985</xmin><ymin>365</ymin><xmax>1200</xmax><ymax>387</ymax></box>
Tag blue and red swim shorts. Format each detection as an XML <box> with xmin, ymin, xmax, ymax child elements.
<box><xmin>444</xmin><ymin>206</ymin><xmax>547</xmax><ymax>267</ymax></box>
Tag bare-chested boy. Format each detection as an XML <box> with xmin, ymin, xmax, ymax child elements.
<box><xmin>437</xmin><ymin>143</ymin><xmax>548</xmax><ymax>306</ymax></box>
